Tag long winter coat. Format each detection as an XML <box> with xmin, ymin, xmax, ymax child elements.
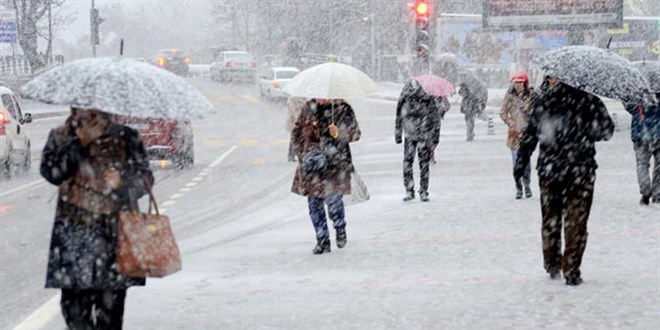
<box><xmin>624</xmin><ymin>95</ymin><xmax>660</xmax><ymax>142</ymax></box>
<box><xmin>395</xmin><ymin>80</ymin><xmax>443</xmax><ymax>144</ymax></box>
<box><xmin>517</xmin><ymin>83</ymin><xmax>614</xmax><ymax>182</ymax></box>
<box><xmin>41</xmin><ymin>118</ymin><xmax>153</xmax><ymax>289</ymax></box>
<box><xmin>499</xmin><ymin>88</ymin><xmax>533</xmax><ymax>150</ymax></box>
<box><xmin>291</xmin><ymin>100</ymin><xmax>361</xmax><ymax>197</ymax></box>
<box><xmin>458</xmin><ymin>83</ymin><xmax>484</xmax><ymax>117</ymax></box>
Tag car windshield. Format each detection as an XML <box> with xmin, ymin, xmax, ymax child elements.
<box><xmin>276</xmin><ymin>71</ymin><xmax>299</xmax><ymax>79</ymax></box>
<box><xmin>226</xmin><ymin>53</ymin><xmax>252</xmax><ymax>61</ymax></box>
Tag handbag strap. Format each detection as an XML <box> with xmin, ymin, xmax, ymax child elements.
<box><xmin>144</xmin><ymin>178</ymin><xmax>159</xmax><ymax>216</ymax></box>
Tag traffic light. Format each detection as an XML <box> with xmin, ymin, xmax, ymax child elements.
<box><xmin>90</xmin><ymin>8</ymin><xmax>105</xmax><ymax>46</ymax></box>
<box><xmin>413</xmin><ymin>0</ymin><xmax>431</xmax><ymax>59</ymax></box>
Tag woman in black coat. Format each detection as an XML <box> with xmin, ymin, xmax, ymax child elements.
<box><xmin>41</xmin><ymin>108</ymin><xmax>153</xmax><ymax>329</ymax></box>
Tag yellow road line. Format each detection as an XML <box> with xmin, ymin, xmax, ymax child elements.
<box><xmin>218</xmin><ymin>95</ymin><xmax>241</xmax><ymax>106</ymax></box>
<box><xmin>238</xmin><ymin>140</ymin><xmax>259</xmax><ymax>146</ymax></box>
<box><xmin>241</xmin><ymin>93</ymin><xmax>262</xmax><ymax>105</ymax></box>
<box><xmin>252</xmin><ymin>157</ymin><xmax>266</xmax><ymax>166</ymax></box>
<box><xmin>203</xmin><ymin>139</ymin><xmax>223</xmax><ymax>145</ymax></box>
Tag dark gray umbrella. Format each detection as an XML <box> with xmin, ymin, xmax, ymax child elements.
<box><xmin>458</xmin><ymin>68</ymin><xmax>488</xmax><ymax>103</ymax></box>
<box><xmin>633</xmin><ymin>61</ymin><xmax>660</xmax><ymax>93</ymax></box>
<box><xmin>535</xmin><ymin>46</ymin><xmax>654</xmax><ymax>104</ymax></box>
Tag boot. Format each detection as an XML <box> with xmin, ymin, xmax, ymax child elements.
<box><xmin>420</xmin><ymin>191</ymin><xmax>429</xmax><ymax>202</ymax></box>
<box><xmin>403</xmin><ymin>191</ymin><xmax>415</xmax><ymax>202</ymax></box>
<box><xmin>524</xmin><ymin>185</ymin><xmax>532</xmax><ymax>198</ymax></box>
<box><xmin>336</xmin><ymin>228</ymin><xmax>347</xmax><ymax>249</ymax></box>
<box><xmin>312</xmin><ymin>239</ymin><xmax>331</xmax><ymax>255</ymax></box>
<box><xmin>565</xmin><ymin>276</ymin><xmax>583</xmax><ymax>286</ymax></box>
<box><xmin>548</xmin><ymin>269</ymin><xmax>561</xmax><ymax>280</ymax></box>
<box><xmin>515</xmin><ymin>188</ymin><xmax>523</xmax><ymax>200</ymax></box>
<box><xmin>640</xmin><ymin>194</ymin><xmax>651</xmax><ymax>205</ymax></box>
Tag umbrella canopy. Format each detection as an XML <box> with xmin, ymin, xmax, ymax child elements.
<box><xmin>413</xmin><ymin>75</ymin><xmax>453</xmax><ymax>97</ymax></box>
<box><xmin>535</xmin><ymin>46</ymin><xmax>654</xmax><ymax>104</ymax></box>
<box><xmin>20</xmin><ymin>57</ymin><xmax>213</xmax><ymax>119</ymax></box>
<box><xmin>633</xmin><ymin>61</ymin><xmax>660</xmax><ymax>93</ymax></box>
<box><xmin>458</xmin><ymin>69</ymin><xmax>488</xmax><ymax>103</ymax></box>
<box><xmin>283</xmin><ymin>62</ymin><xmax>378</xmax><ymax>99</ymax></box>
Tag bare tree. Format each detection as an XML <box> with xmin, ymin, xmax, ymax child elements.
<box><xmin>8</xmin><ymin>0</ymin><xmax>66</xmax><ymax>72</ymax></box>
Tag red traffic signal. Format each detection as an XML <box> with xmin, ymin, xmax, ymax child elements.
<box><xmin>414</xmin><ymin>0</ymin><xmax>430</xmax><ymax>17</ymax></box>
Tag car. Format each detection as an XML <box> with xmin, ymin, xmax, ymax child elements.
<box><xmin>153</xmin><ymin>49</ymin><xmax>190</xmax><ymax>76</ymax></box>
<box><xmin>210</xmin><ymin>51</ymin><xmax>257</xmax><ymax>83</ymax></box>
<box><xmin>114</xmin><ymin>115</ymin><xmax>194</xmax><ymax>169</ymax></box>
<box><xmin>258</xmin><ymin>67</ymin><xmax>300</xmax><ymax>101</ymax></box>
<box><xmin>0</xmin><ymin>86</ymin><xmax>32</xmax><ymax>177</ymax></box>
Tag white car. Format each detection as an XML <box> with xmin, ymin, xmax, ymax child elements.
<box><xmin>0</xmin><ymin>86</ymin><xmax>32</xmax><ymax>177</ymax></box>
<box><xmin>210</xmin><ymin>51</ymin><xmax>257</xmax><ymax>83</ymax></box>
<box><xmin>258</xmin><ymin>67</ymin><xmax>300</xmax><ymax>101</ymax></box>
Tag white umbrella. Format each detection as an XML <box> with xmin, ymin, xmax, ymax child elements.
<box><xmin>20</xmin><ymin>57</ymin><xmax>213</xmax><ymax>119</ymax></box>
<box><xmin>283</xmin><ymin>62</ymin><xmax>378</xmax><ymax>99</ymax></box>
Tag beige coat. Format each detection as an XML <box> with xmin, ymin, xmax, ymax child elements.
<box><xmin>285</xmin><ymin>96</ymin><xmax>306</xmax><ymax>132</ymax></box>
<box><xmin>499</xmin><ymin>92</ymin><xmax>532</xmax><ymax>150</ymax></box>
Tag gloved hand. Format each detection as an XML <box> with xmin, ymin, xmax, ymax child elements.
<box><xmin>395</xmin><ymin>136</ymin><xmax>402</xmax><ymax>144</ymax></box>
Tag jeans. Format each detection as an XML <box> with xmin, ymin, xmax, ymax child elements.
<box><xmin>511</xmin><ymin>149</ymin><xmax>531</xmax><ymax>189</ymax></box>
<box><xmin>633</xmin><ymin>140</ymin><xmax>660</xmax><ymax>199</ymax></box>
<box><xmin>307</xmin><ymin>193</ymin><xmax>345</xmax><ymax>242</ymax></box>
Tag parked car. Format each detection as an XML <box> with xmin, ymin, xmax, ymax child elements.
<box><xmin>210</xmin><ymin>51</ymin><xmax>257</xmax><ymax>83</ymax></box>
<box><xmin>114</xmin><ymin>115</ymin><xmax>194</xmax><ymax>169</ymax></box>
<box><xmin>0</xmin><ymin>86</ymin><xmax>32</xmax><ymax>177</ymax></box>
<box><xmin>153</xmin><ymin>49</ymin><xmax>190</xmax><ymax>76</ymax></box>
<box><xmin>258</xmin><ymin>67</ymin><xmax>300</xmax><ymax>101</ymax></box>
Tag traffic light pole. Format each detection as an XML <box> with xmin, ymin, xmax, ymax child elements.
<box><xmin>91</xmin><ymin>0</ymin><xmax>96</xmax><ymax>57</ymax></box>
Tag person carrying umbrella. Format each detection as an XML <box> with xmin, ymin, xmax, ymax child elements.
<box><xmin>40</xmin><ymin>107</ymin><xmax>154</xmax><ymax>328</ymax></box>
<box><xmin>623</xmin><ymin>61</ymin><xmax>660</xmax><ymax>205</ymax></box>
<box><xmin>395</xmin><ymin>78</ymin><xmax>445</xmax><ymax>202</ymax></box>
<box><xmin>500</xmin><ymin>71</ymin><xmax>534</xmax><ymax>199</ymax></box>
<box><xmin>458</xmin><ymin>71</ymin><xmax>488</xmax><ymax>142</ymax></box>
<box><xmin>515</xmin><ymin>76</ymin><xmax>614</xmax><ymax>286</ymax></box>
<box><xmin>291</xmin><ymin>98</ymin><xmax>361</xmax><ymax>254</ymax></box>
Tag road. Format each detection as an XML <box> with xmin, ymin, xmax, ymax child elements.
<box><xmin>0</xmin><ymin>77</ymin><xmax>297</xmax><ymax>329</ymax></box>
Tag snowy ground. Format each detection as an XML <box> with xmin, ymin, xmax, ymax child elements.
<box><xmin>117</xmin><ymin>97</ymin><xmax>659</xmax><ymax>329</ymax></box>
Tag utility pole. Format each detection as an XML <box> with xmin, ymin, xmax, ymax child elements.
<box><xmin>90</xmin><ymin>0</ymin><xmax>104</xmax><ymax>57</ymax></box>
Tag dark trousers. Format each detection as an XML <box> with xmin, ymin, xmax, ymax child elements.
<box><xmin>60</xmin><ymin>289</ymin><xmax>127</xmax><ymax>330</ymax></box>
<box><xmin>511</xmin><ymin>149</ymin><xmax>531</xmax><ymax>189</ymax></box>
<box><xmin>539</xmin><ymin>174</ymin><xmax>595</xmax><ymax>279</ymax></box>
<box><xmin>403</xmin><ymin>138</ymin><xmax>432</xmax><ymax>195</ymax></box>
<box><xmin>464</xmin><ymin>115</ymin><xmax>476</xmax><ymax>141</ymax></box>
<box><xmin>633</xmin><ymin>140</ymin><xmax>660</xmax><ymax>199</ymax></box>
<box><xmin>308</xmin><ymin>193</ymin><xmax>345</xmax><ymax>242</ymax></box>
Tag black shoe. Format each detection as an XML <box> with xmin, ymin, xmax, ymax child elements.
<box><xmin>403</xmin><ymin>192</ymin><xmax>415</xmax><ymax>202</ymax></box>
<box><xmin>653</xmin><ymin>196</ymin><xmax>660</xmax><ymax>204</ymax></box>
<box><xmin>549</xmin><ymin>270</ymin><xmax>561</xmax><ymax>280</ymax></box>
<box><xmin>312</xmin><ymin>239</ymin><xmax>331</xmax><ymax>255</ymax></box>
<box><xmin>336</xmin><ymin>228</ymin><xmax>347</xmax><ymax>249</ymax></box>
<box><xmin>524</xmin><ymin>186</ymin><xmax>532</xmax><ymax>198</ymax></box>
<box><xmin>515</xmin><ymin>189</ymin><xmax>523</xmax><ymax>199</ymax></box>
<box><xmin>565</xmin><ymin>276</ymin><xmax>583</xmax><ymax>286</ymax></box>
<box><xmin>640</xmin><ymin>194</ymin><xmax>651</xmax><ymax>205</ymax></box>
<box><xmin>420</xmin><ymin>192</ymin><xmax>429</xmax><ymax>202</ymax></box>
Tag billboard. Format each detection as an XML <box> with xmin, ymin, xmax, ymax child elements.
<box><xmin>483</xmin><ymin>0</ymin><xmax>624</xmax><ymax>31</ymax></box>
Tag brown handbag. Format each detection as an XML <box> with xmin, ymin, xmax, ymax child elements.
<box><xmin>117</xmin><ymin>182</ymin><xmax>182</xmax><ymax>278</ymax></box>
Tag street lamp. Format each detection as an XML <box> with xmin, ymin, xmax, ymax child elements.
<box><xmin>360</xmin><ymin>13</ymin><xmax>376</xmax><ymax>79</ymax></box>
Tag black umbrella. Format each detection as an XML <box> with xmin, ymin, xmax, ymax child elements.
<box><xmin>535</xmin><ymin>46</ymin><xmax>654</xmax><ymax>104</ymax></box>
<box><xmin>633</xmin><ymin>61</ymin><xmax>660</xmax><ymax>93</ymax></box>
<box><xmin>458</xmin><ymin>68</ymin><xmax>488</xmax><ymax>104</ymax></box>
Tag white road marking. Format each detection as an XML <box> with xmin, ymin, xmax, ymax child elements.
<box><xmin>192</xmin><ymin>177</ymin><xmax>203</xmax><ymax>182</ymax></box>
<box><xmin>12</xmin><ymin>293</ymin><xmax>60</xmax><ymax>330</ymax></box>
<box><xmin>170</xmin><ymin>193</ymin><xmax>185</xmax><ymax>199</ymax></box>
<box><xmin>0</xmin><ymin>179</ymin><xmax>46</xmax><ymax>198</ymax></box>
<box><xmin>209</xmin><ymin>145</ymin><xmax>238</xmax><ymax>168</ymax></box>
<box><xmin>162</xmin><ymin>200</ymin><xmax>176</xmax><ymax>206</ymax></box>
<box><xmin>185</xmin><ymin>182</ymin><xmax>198</xmax><ymax>187</ymax></box>
<box><xmin>179</xmin><ymin>188</ymin><xmax>192</xmax><ymax>193</ymax></box>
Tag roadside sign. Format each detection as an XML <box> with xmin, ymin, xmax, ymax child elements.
<box><xmin>0</xmin><ymin>21</ymin><xmax>17</xmax><ymax>31</ymax></box>
<box><xmin>0</xmin><ymin>32</ymin><xmax>17</xmax><ymax>43</ymax></box>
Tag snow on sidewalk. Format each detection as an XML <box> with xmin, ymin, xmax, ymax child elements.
<box><xmin>123</xmin><ymin>99</ymin><xmax>658</xmax><ymax>329</ymax></box>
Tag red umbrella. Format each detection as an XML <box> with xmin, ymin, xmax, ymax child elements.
<box><xmin>413</xmin><ymin>74</ymin><xmax>454</xmax><ymax>97</ymax></box>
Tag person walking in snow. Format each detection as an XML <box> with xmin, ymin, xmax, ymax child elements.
<box><xmin>500</xmin><ymin>71</ymin><xmax>534</xmax><ymax>199</ymax></box>
<box><xmin>516</xmin><ymin>77</ymin><xmax>614</xmax><ymax>286</ymax></box>
<box><xmin>458</xmin><ymin>82</ymin><xmax>484</xmax><ymax>141</ymax></box>
<box><xmin>395</xmin><ymin>79</ymin><xmax>442</xmax><ymax>202</ymax></box>
<box><xmin>291</xmin><ymin>98</ymin><xmax>361</xmax><ymax>254</ymax></box>
<box><xmin>286</xmin><ymin>96</ymin><xmax>307</xmax><ymax>162</ymax></box>
<box><xmin>40</xmin><ymin>107</ymin><xmax>154</xmax><ymax>329</ymax></box>
<box><xmin>623</xmin><ymin>94</ymin><xmax>660</xmax><ymax>205</ymax></box>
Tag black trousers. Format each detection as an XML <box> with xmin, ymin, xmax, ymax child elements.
<box><xmin>60</xmin><ymin>289</ymin><xmax>127</xmax><ymax>330</ymax></box>
<box><xmin>403</xmin><ymin>138</ymin><xmax>433</xmax><ymax>195</ymax></box>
